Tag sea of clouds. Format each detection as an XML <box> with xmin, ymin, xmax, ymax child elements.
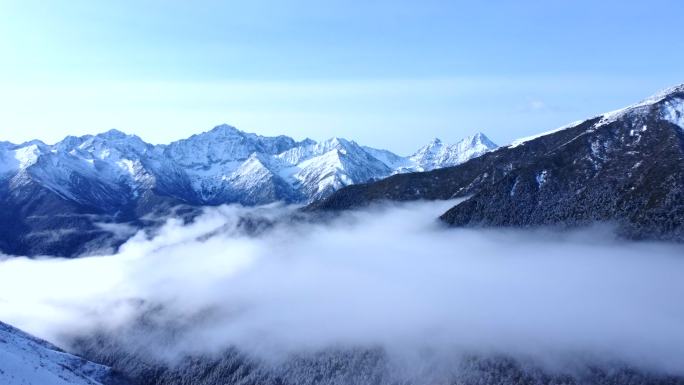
<box><xmin>0</xmin><ymin>199</ymin><xmax>683</xmax><ymax>375</ymax></box>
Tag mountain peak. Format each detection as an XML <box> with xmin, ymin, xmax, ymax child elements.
<box><xmin>320</xmin><ymin>137</ymin><xmax>356</xmax><ymax>152</ymax></box>
<box><xmin>413</xmin><ymin>138</ymin><xmax>443</xmax><ymax>155</ymax></box>
<box><xmin>89</xmin><ymin>129</ymin><xmax>148</xmax><ymax>154</ymax></box>
<box><xmin>409</xmin><ymin>133</ymin><xmax>497</xmax><ymax>171</ymax></box>
<box><xmin>97</xmin><ymin>129</ymin><xmax>129</xmax><ymax>140</ymax></box>
<box><xmin>208</xmin><ymin>124</ymin><xmax>240</xmax><ymax>134</ymax></box>
<box><xmin>298</xmin><ymin>138</ymin><xmax>317</xmax><ymax>146</ymax></box>
<box><xmin>470</xmin><ymin>132</ymin><xmax>485</xmax><ymax>140</ymax></box>
<box><xmin>324</xmin><ymin>137</ymin><xmax>349</xmax><ymax>145</ymax></box>
<box><xmin>0</xmin><ymin>121</ymin><xmax>499</xmax><ymax>219</ymax></box>
<box><xmin>620</xmin><ymin>82</ymin><xmax>684</xmax><ymax>111</ymax></box>
<box><xmin>16</xmin><ymin>139</ymin><xmax>48</xmax><ymax>148</ymax></box>
<box><xmin>467</xmin><ymin>132</ymin><xmax>497</xmax><ymax>148</ymax></box>
<box><xmin>592</xmin><ymin>83</ymin><xmax>684</xmax><ymax>128</ymax></box>
<box><xmin>650</xmin><ymin>83</ymin><xmax>684</xmax><ymax>100</ymax></box>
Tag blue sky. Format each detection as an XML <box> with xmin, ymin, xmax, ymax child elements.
<box><xmin>1</xmin><ymin>0</ymin><xmax>683</xmax><ymax>154</ymax></box>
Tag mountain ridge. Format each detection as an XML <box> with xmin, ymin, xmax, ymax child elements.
<box><xmin>0</xmin><ymin>320</ymin><xmax>131</xmax><ymax>385</ymax></box>
<box><xmin>309</xmin><ymin>83</ymin><xmax>684</xmax><ymax>242</ymax></box>
<box><xmin>0</xmin><ymin>125</ymin><xmax>497</xmax><ymax>207</ymax></box>
<box><xmin>0</xmin><ymin>126</ymin><xmax>496</xmax><ymax>256</ymax></box>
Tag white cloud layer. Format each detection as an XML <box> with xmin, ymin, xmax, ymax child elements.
<box><xmin>0</xmin><ymin>200</ymin><xmax>683</xmax><ymax>374</ymax></box>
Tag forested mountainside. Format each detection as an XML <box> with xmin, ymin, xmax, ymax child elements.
<box><xmin>310</xmin><ymin>84</ymin><xmax>684</xmax><ymax>241</ymax></box>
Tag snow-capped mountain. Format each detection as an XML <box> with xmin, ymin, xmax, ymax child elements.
<box><xmin>0</xmin><ymin>125</ymin><xmax>497</xmax><ymax>208</ymax></box>
<box><xmin>0</xmin><ymin>126</ymin><xmax>496</xmax><ymax>256</ymax></box>
<box><xmin>0</xmin><ymin>321</ymin><xmax>130</xmax><ymax>385</ymax></box>
<box><xmin>312</xmin><ymin>83</ymin><xmax>684</xmax><ymax>242</ymax></box>
<box><xmin>275</xmin><ymin>137</ymin><xmax>395</xmax><ymax>201</ymax></box>
<box><xmin>409</xmin><ymin>133</ymin><xmax>497</xmax><ymax>172</ymax></box>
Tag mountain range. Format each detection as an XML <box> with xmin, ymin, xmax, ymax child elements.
<box><xmin>3</xmin><ymin>84</ymin><xmax>684</xmax><ymax>257</ymax></box>
<box><xmin>0</xmin><ymin>127</ymin><xmax>495</xmax><ymax>256</ymax></box>
<box><xmin>0</xmin><ymin>126</ymin><xmax>496</xmax><ymax>207</ymax></box>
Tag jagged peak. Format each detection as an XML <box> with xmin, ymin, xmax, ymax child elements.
<box><xmin>244</xmin><ymin>151</ymin><xmax>268</xmax><ymax>163</ymax></box>
<box><xmin>60</xmin><ymin>134</ymin><xmax>85</xmax><ymax>143</ymax></box>
<box><xmin>15</xmin><ymin>139</ymin><xmax>48</xmax><ymax>149</ymax></box>
<box><xmin>183</xmin><ymin>125</ymin><xmax>299</xmax><ymax>153</ymax></box>
<box><xmin>52</xmin><ymin>134</ymin><xmax>90</xmax><ymax>152</ymax></box>
<box><xmin>89</xmin><ymin>130</ymin><xmax>148</xmax><ymax>151</ymax></box>
<box><xmin>298</xmin><ymin>138</ymin><xmax>317</xmax><ymax>146</ymax></box>
<box><xmin>208</xmin><ymin>124</ymin><xmax>241</xmax><ymax>135</ymax></box>
<box><xmin>468</xmin><ymin>132</ymin><xmax>485</xmax><ymax>141</ymax></box>
<box><xmin>2</xmin><ymin>122</ymin><xmax>499</xmax><ymax>206</ymax></box>
<box><xmin>413</xmin><ymin>138</ymin><xmax>442</xmax><ymax>153</ymax></box>
<box><xmin>318</xmin><ymin>137</ymin><xmax>360</xmax><ymax>153</ymax></box>
<box><xmin>174</xmin><ymin>124</ymin><xmax>244</xmax><ymax>143</ymax></box>
<box><xmin>86</xmin><ymin>130</ymin><xmax>148</xmax><ymax>150</ymax></box>
<box><xmin>233</xmin><ymin>152</ymin><xmax>275</xmax><ymax>178</ymax></box>
<box><xmin>322</xmin><ymin>137</ymin><xmax>349</xmax><ymax>146</ymax></box>
<box><xmin>96</xmin><ymin>128</ymin><xmax>130</xmax><ymax>140</ymax></box>
<box><xmin>408</xmin><ymin>132</ymin><xmax>498</xmax><ymax>171</ymax></box>
<box><xmin>465</xmin><ymin>132</ymin><xmax>497</xmax><ymax>148</ymax></box>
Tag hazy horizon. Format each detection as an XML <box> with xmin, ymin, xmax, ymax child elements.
<box><xmin>2</xmin><ymin>1</ymin><xmax>683</xmax><ymax>153</ymax></box>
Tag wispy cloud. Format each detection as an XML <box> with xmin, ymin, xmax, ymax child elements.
<box><xmin>528</xmin><ymin>99</ymin><xmax>547</xmax><ymax>111</ymax></box>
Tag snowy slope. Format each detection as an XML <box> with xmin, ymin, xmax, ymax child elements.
<box><xmin>289</xmin><ymin>138</ymin><xmax>394</xmax><ymax>200</ymax></box>
<box><xmin>409</xmin><ymin>133</ymin><xmax>497</xmax><ymax>172</ymax></box>
<box><xmin>0</xmin><ymin>321</ymin><xmax>128</xmax><ymax>385</ymax></box>
<box><xmin>312</xmin><ymin>83</ymin><xmax>684</xmax><ymax>243</ymax></box>
<box><xmin>0</xmin><ymin>125</ymin><xmax>498</xmax><ymax>208</ymax></box>
<box><xmin>509</xmin><ymin>83</ymin><xmax>684</xmax><ymax>148</ymax></box>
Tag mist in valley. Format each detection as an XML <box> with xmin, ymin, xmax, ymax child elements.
<box><xmin>1</xmin><ymin>200</ymin><xmax>683</xmax><ymax>382</ymax></box>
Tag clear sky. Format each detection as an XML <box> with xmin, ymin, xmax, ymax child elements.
<box><xmin>1</xmin><ymin>0</ymin><xmax>683</xmax><ymax>154</ymax></box>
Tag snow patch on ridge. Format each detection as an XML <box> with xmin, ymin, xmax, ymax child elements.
<box><xmin>661</xmin><ymin>97</ymin><xmax>684</xmax><ymax>129</ymax></box>
<box><xmin>509</xmin><ymin>121</ymin><xmax>584</xmax><ymax>148</ymax></box>
<box><xmin>598</xmin><ymin>84</ymin><xmax>684</xmax><ymax>127</ymax></box>
<box><xmin>536</xmin><ymin>170</ymin><xmax>548</xmax><ymax>188</ymax></box>
<box><xmin>409</xmin><ymin>133</ymin><xmax>497</xmax><ymax>171</ymax></box>
<box><xmin>509</xmin><ymin>83</ymin><xmax>684</xmax><ymax>148</ymax></box>
<box><xmin>0</xmin><ymin>321</ymin><xmax>113</xmax><ymax>385</ymax></box>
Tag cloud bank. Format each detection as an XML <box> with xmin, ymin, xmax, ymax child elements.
<box><xmin>0</xmin><ymin>200</ymin><xmax>683</xmax><ymax>375</ymax></box>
